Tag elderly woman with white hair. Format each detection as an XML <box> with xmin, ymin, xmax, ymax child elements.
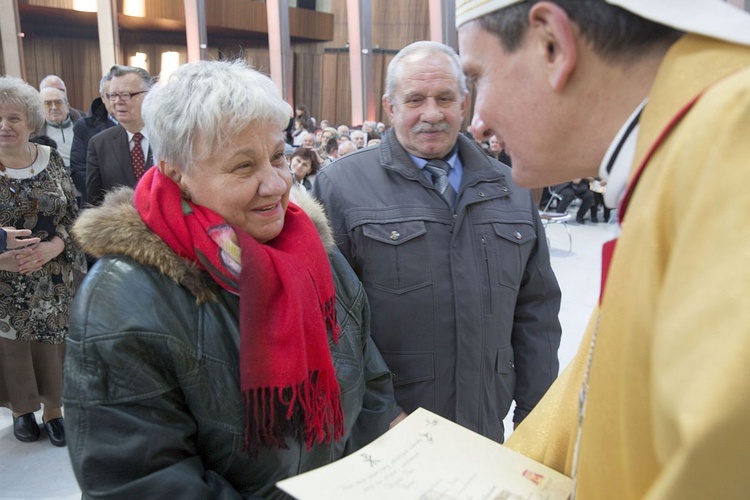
<box><xmin>63</xmin><ymin>60</ymin><xmax>394</xmax><ymax>498</ymax></box>
<box><xmin>0</xmin><ymin>76</ymin><xmax>84</xmax><ymax>448</ymax></box>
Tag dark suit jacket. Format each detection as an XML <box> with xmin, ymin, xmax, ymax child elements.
<box><xmin>71</xmin><ymin>98</ymin><xmax>116</xmax><ymax>205</ymax></box>
<box><xmin>86</xmin><ymin>125</ymin><xmax>151</xmax><ymax>206</ymax></box>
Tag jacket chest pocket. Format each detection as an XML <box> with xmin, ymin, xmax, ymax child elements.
<box><xmin>478</xmin><ymin>221</ymin><xmax>536</xmax><ymax>306</ymax></box>
<box><xmin>358</xmin><ymin>221</ymin><xmax>432</xmax><ymax>295</ymax></box>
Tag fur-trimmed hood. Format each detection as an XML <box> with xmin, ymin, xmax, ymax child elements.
<box><xmin>73</xmin><ymin>185</ymin><xmax>335</xmax><ymax>303</ymax></box>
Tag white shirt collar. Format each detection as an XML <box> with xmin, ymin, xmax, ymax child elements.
<box><xmin>598</xmin><ymin>99</ymin><xmax>647</xmax><ymax>209</ymax></box>
<box><xmin>126</xmin><ymin>129</ymin><xmax>148</xmax><ymax>142</ymax></box>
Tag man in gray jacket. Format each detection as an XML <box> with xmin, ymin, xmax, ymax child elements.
<box><xmin>313</xmin><ymin>41</ymin><xmax>562</xmax><ymax>442</ymax></box>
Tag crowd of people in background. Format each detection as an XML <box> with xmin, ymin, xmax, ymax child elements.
<box><xmin>282</xmin><ymin>105</ymin><xmax>612</xmax><ymax>226</ymax></box>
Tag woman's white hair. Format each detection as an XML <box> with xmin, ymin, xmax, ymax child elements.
<box><xmin>142</xmin><ymin>59</ymin><xmax>292</xmax><ymax>173</ymax></box>
<box><xmin>0</xmin><ymin>76</ymin><xmax>45</xmax><ymax>136</ymax></box>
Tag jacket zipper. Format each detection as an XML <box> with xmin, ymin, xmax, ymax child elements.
<box><xmin>481</xmin><ymin>236</ymin><xmax>492</xmax><ymax>311</ymax></box>
<box><xmin>395</xmin><ymin>246</ymin><xmax>401</xmax><ymax>288</ymax></box>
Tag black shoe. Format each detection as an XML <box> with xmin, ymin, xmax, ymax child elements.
<box><xmin>44</xmin><ymin>417</ymin><xmax>66</xmax><ymax>447</ymax></box>
<box><xmin>576</xmin><ymin>216</ymin><xmax>585</xmax><ymax>224</ymax></box>
<box><xmin>13</xmin><ymin>413</ymin><xmax>41</xmax><ymax>442</ymax></box>
<box><xmin>591</xmin><ymin>217</ymin><xmax>599</xmax><ymax>223</ymax></box>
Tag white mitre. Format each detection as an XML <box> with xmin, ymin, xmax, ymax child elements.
<box><xmin>456</xmin><ymin>0</ymin><xmax>750</xmax><ymax>46</ymax></box>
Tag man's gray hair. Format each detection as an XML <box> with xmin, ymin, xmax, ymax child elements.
<box><xmin>98</xmin><ymin>68</ymin><xmax>115</xmax><ymax>94</ymax></box>
<box><xmin>109</xmin><ymin>65</ymin><xmax>153</xmax><ymax>90</ymax></box>
<box><xmin>142</xmin><ymin>59</ymin><xmax>292</xmax><ymax>173</ymax></box>
<box><xmin>385</xmin><ymin>41</ymin><xmax>468</xmax><ymax>100</ymax></box>
<box><xmin>0</xmin><ymin>76</ymin><xmax>45</xmax><ymax>135</ymax></box>
<box><xmin>39</xmin><ymin>75</ymin><xmax>66</xmax><ymax>93</ymax></box>
<box><xmin>39</xmin><ymin>86</ymin><xmax>69</xmax><ymax>105</ymax></box>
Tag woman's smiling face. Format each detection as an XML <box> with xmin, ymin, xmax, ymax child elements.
<box><xmin>174</xmin><ymin>121</ymin><xmax>292</xmax><ymax>243</ymax></box>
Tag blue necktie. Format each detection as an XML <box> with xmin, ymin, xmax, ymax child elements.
<box><xmin>424</xmin><ymin>159</ymin><xmax>457</xmax><ymax>208</ymax></box>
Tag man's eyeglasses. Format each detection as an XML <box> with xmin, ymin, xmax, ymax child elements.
<box><xmin>105</xmin><ymin>91</ymin><xmax>147</xmax><ymax>102</ymax></box>
<box><xmin>43</xmin><ymin>100</ymin><xmax>65</xmax><ymax>108</ymax></box>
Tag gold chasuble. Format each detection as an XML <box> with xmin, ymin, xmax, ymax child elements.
<box><xmin>506</xmin><ymin>34</ymin><xmax>750</xmax><ymax>499</ymax></box>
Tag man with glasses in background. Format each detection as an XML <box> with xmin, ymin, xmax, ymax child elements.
<box><xmin>38</xmin><ymin>87</ymin><xmax>79</xmax><ymax>177</ymax></box>
<box><xmin>86</xmin><ymin>65</ymin><xmax>152</xmax><ymax>206</ymax></box>
<box><xmin>39</xmin><ymin>74</ymin><xmax>84</xmax><ymax>121</ymax></box>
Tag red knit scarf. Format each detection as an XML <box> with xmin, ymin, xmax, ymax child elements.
<box><xmin>134</xmin><ymin>168</ymin><xmax>343</xmax><ymax>453</ymax></box>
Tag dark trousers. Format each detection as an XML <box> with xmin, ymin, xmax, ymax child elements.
<box><xmin>590</xmin><ymin>193</ymin><xmax>611</xmax><ymax>222</ymax></box>
<box><xmin>556</xmin><ymin>187</ymin><xmax>594</xmax><ymax>219</ymax></box>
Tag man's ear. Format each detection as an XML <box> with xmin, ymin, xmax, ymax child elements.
<box><xmin>460</xmin><ymin>91</ymin><xmax>471</xmax><ymax>120</ymax></box>
<box><xmin>382</xmin><ymin>94</ymin><xmax>395</xmax><ymax>121</ymax></box>
<box><xmin>528</xmin><ymin>2</ymin><xmax>577</xmax><ymax>91</ymax></box>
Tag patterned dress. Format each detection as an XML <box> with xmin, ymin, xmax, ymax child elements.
<box><xmin>0</xmin><ymin>145</ymin><xmax>85</xmax><ymax>344</ymax></box>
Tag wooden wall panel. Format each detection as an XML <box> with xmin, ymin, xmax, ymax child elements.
<box><xmin>24</xmin><ymin>0</ymin><xmax>332</xmax><ymax>41</ymax></box>
<box><xmin>130</xmin><ymin>0</ymin><xmax>185</xmax><ymax>20</ymax></box>
<box><xmin>319</xmin><ymin>0</ymin><xmax>430</xmax><ymax>126</ymax></box>
<box><xmin>323</xmin><ymin>0</ymin><xmax>430</xmax><ymax>52</ymax></box>
<box><xmin>319</xmin><ymin>53</ymin><xmax>340</xmax><ymax>125</ymax></box>
<box><xmin>241</xmin><ymin>48</ymin><xmax>271</xmax><ymax>77</ymax></box>
<box><xmin>209</xmin><ymin>38</ymin><xmax>269</xmax><ymax>71</ymax></box>
<box><xmin>288</xmin><ymin>7</ymin><xmax>334</xmax><ymax>41</ymax></box>
<box><xmin>289</xmin><ymin>51</ymin><xmax>398</xmax><ymax>128</ymax></box>
<box><xmin>309</xmin><ymin>53</ymin><xmax>324</xmax><ymax>119</ymax></box>
<box><xmin>293</xmin><ymin>52</ymin><xmax>326</xmax><ymax>122</ymax></box>
<box><xmin>205</xmin><ymin>0</ymin><xmax>266</xmax><ymax>33</ymax></box>
<box><xmin>324</xmin><ymin>0</ymin><xmax>349</xmax><ymax>48</ymax></box>
<box><xmin>374</xmin><ymin>52</ymin><xmax>394</xmax><ymax>125</ymax></box>
<box><xmin>334</xmin><ymin>53</ymin><xmax>351</xmax><ymax>127</ymax></box>
<box><xmin>372</xmin><ymin>0</ymin><xmax>430</xmax><ymax>50</ymax></box>
<box><xmin>22</xmin><ymin>34</ymin><xmax>102</xmax><ymax>111</ymax></box>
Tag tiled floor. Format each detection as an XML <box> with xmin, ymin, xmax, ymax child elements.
<box><xmin>0</xmin><ymin>217</ymin><xmax>616</xmax><ymax>500</ymax></box>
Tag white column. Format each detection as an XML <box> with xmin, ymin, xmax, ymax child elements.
<box><xmin>184</xmin><ymin>0</ymin><xmax>208</xmax><ymax>63</ymax></box>
<box><xmin>0</xmin><ymin>0</ymin><xmax>25</xmax><ymax>79</ymax></box>
<box><xmin>428</xmin><ymin>0</ymin><xmax>457</xmax><ymax>51</ymax></box>
<box><xmin>267</xmin><ymin>0</ymin><xmax>294</xmax><ymax>104</ymax></box>
<box><xmin>97</xmin><ymin>0</ymin><xmax>120</xmax><ymax>74</ymax></box>
<box><xmin>346</xmin><ymin>0</ymin><xmax>374</xmax><ymax>126</ymax></box>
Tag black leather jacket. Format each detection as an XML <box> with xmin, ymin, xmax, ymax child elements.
<box><xmin>63</xmin><ymin>188</ymin><xmax>395</xmax><ymax>499</ymax></box>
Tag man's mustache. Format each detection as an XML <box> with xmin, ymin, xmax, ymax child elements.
<box><xmin>412</xmin><ymin>122</ymin><xmax>451</xmax><ymax>134</ymax></box>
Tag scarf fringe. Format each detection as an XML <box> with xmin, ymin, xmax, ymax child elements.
<box><xmin>243</xmin><ymin>370</ymin><xmax>344</xmax><ymax>456</ymax></box>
